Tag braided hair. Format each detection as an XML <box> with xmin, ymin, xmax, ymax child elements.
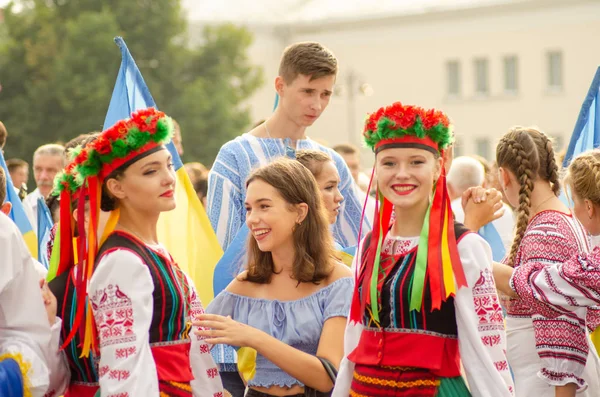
<box><xmin>566</xmin><ymin>150</ymin><xmax>600</xmax><ymax>206</ymax></box>
<box><xmin>496</xmin><ymin>127</ymin><xmax>559</xmax><ymax>267</ymax></box>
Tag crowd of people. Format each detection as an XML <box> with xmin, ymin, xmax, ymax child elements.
<box><xmin>1</xmin><ymin>41</ymin><xmax>600</xmax><ymax>397</ymax></box>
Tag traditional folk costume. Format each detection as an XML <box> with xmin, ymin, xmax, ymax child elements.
<box><xmin>501</xmin><ymin>210</ymin><xmax>600</xmax><ymax>395</ymax></box>
<box><xmin>45</xmin><ymin>148</ymin><xmax>101</xmax><ymax>397</ymax></box>
<box><xmin>51</xmin><ymin>108</ymin><xmax>223</xmax><ymax>396</ymax></box>
<box><xmin>333</xmin><ymin>103</ymin><xmax>514</xmax><ymax>397</ymax></box>
<box><xmin>0</xmin><ymin>211</ymin><xmax>69</xmax><ymax>397</ymax></box>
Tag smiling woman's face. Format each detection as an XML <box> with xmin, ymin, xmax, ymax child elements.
<box><xmin>375</xmin><ymin>147</ymin><xmax>441</xmax><ymax>210</ymax></box>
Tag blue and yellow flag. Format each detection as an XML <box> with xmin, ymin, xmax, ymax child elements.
<box><xmin>103</xmin><ymin>37</ymin><xmax>223</xmax><ymax>304</ymax></box>
<box><xmin>561</xmin><ymin>66</ymin><xmax>600</xmax><ymax>352</ymax></box>
<box><xmin>0</xmin><ymin>150</ymin><xmax>38</xmax><ymax>257</ymax></box>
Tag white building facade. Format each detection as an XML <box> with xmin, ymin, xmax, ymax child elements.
<box><xmin>189</xmin><ymin>0</ymin><xmax>600</xmax><ymax>166</ymax></box>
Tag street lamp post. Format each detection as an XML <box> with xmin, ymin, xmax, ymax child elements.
<box><xmin>336</xmin><ymin>69</ymin><xmax>373</xmax><ymax>146</ymax></box>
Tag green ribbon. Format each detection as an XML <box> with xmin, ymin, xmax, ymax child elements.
<box><xmin>369</xmin><ymin>190</ymin><xmax>385</xmax><ymax>324</ymax></box>
<box><xmin>410</xmin><ymin>201</ymin><xmax>432</xmax><ymax>311</ymax></box>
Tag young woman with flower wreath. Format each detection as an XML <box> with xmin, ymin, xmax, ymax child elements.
<box><xmin>332</xmin><ymin>102</ymin><xmax>514</xmax><ymax>397</ymax></box>
<box><xmin>51</xmin><ymin>108</ymin><xmax>223</xmax><ymax>396</ymax></box>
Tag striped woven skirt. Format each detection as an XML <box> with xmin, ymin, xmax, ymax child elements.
<box><xmin>350</xmin><ymin>364</ymin><xmax>470</xmax><ymax>397</ymax></box>
<box><xmin>158</xmin><ymin>380</ymin><xmax>192</xmax><ymax>396</ymax></box>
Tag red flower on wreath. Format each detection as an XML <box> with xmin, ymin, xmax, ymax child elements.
<box><xmin>131</xmin><ymin>108</ymin><xmax>163</xmax><ymax>133</ymax></box>
<box><xmin>421</xmin><ymin>109</ymin><xmax>450</xmax><ymax>130</ymax></box>
<box><xmin>94</xmin><ymin>136</ymin><xmax>113</xmax><ymax>155</ymax></box>
<box><xmin>104</xmin><ymin>121</ymin><xmax>127</xmax><ymax>142</ymax></box>
<box><xmin>74</xmin><ymin>149</ymin><xmax>89</xmax><ymax>165</ymax></box>
<box><xmin>387</xmin><ymin>103</ymin><xmax>420</xmax><ymax>130</ymax></box>
<box><xmin>364</xmin><ymin>106</ymin><xmax>385</xmax><ymax>134</ymax></box>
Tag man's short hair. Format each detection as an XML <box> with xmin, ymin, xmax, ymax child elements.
<box><xmin>0</xmin><ymin>167</ymin><xmax>6</xmax><ymax>204</ymax></box>
<box><xmin>6</xmin><ymin>158</ymin><xmax>28</xmax><ymax>173</ymax></box>
<box><xmin>447</xmin><ymin>156</ymin><xmax>485</xmax><ymax>194</ymax></box>
<box><xmin>332</xmin><ymin>143</ymin><xmax>359</xmax><ymax>156</ymax></box>
<box><xmin>0</xmin><ymin>121</ymin><xmax>7</xmax><ymax>149</ymax></box>
<box><xmin>33</xmin><ymin>143</ymin><xmax>65</xmax><ymax>162</ymax></box>
<box><xmin>279</xmin><ymin>42</ymin><xmax>338</xmax><ymax>83</ymax></box>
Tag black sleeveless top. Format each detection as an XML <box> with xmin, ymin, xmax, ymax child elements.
<box><xmin>362</xmin><ymin>222</ymin><xmax>470</xmax><ymax>336</ymax></box>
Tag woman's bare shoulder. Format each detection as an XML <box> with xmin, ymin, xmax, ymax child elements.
<box><xmin>325</xmin><ymin>260</ymin><xmax>353</xmax><ymax>285</ymax></box>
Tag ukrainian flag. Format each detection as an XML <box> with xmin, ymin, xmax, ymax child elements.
<box><xmin>103</xmin><ymin>37</ymin><xmax>223</xmax><ymax>305</ymax></box>
<box><xmin>0</xmin><ymin>150</ymin><xmax>38</xmax><ymax>258</ymax></box>
<box><xmin>561</xmin><ymin>66</ymin><xmax>600</xmax><ymax>353</ymax></box>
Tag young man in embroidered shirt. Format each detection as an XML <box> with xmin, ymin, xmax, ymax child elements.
<box><xmin>207</xmin><ymin>41</ymin><xmax>370</xmax><ymax>396</ymax></box>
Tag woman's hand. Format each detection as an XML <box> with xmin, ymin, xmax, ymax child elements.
<box><xmin>193</xmin><ymin>314</ymin><xmax>260</xmax><ymax>348</ymax></box>
<box><xmin>39</xmin><ymin>279</ymin><xmax>57</xmax><ymax>326</ymax></box>
<box><xmin>462</xmin><ymin>187</ymin><xmax>504</xmax><ymax>231</ymax></box>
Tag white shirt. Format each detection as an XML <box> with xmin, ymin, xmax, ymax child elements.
<box><xmin>451</xmin><ymin>198</ymin><xmax>515</xmax><ymax>253</ymax></box>
<box><xmin>23</xmin><ymin>188</ymin><xmax>43</xmax><ymax>235</ymax></box>
<box><xmin>0</xmin><ymin>212</ymin><xmax>69</xmax><ymax>396</ymax></box>
<box><xmin>89</xmin><ymin>247</ymin><xmax>223</xmax><ymax>396</ymax></box>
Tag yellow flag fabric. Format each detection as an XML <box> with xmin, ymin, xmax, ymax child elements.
<box><xmin>157</xmin><ymin>167</ymin><xmax>223</xmax><ymax>305</ymax></box>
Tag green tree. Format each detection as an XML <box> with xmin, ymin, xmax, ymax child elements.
<box><xmin>0</xmin><ymin>0</ymin><xmax>263</xmax><ymax>168</ymax></box>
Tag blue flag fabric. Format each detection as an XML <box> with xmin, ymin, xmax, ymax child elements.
<box><xmin>479</xmin><ymin>223</ymin><xmax>506</xmax><ymax>262</ymax></box>
<box><xmin>213</xmin><ymin>223</ymin><xmax>249</xmax><ymax>295</ymax></box>
<box><xmin>103</xmin><ymin>37</ymin><xmax>183</xmax><ymax>171</ymax></box>
<box><xmin>37</xmin><ymin>197</ymin><xmax>54</xmax><ymax>268</ymax></box>
<box><xmin>102</xmin><ymin>37</ymin><xmax>222</xmax><ymax>305</ymax></box>
<box><xmin>559</xmin><ymin>66</ymin><xmax>600</xmax><ymax>206</ymax></box>
<box><xmin>0</xmin><ymin>150</ymin><xmax>37</xmax><ymax>257</ymax></box>
<box><xmin>563</xmin><ymin>66</ymin><xmax>600</xmax><ymax>168</ymax></box>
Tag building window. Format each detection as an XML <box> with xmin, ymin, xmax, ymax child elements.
<box><xmin>476</xmin><ymin>138</ymin><xmax>490</xmax><ymax>160</ymax></box>
<box><xmin>547</xmin><ymin>51</ymin><xmax>563</xmax><ymax>90</ymax></box>
<box><xmin>504</xmin><ymin>55</ymin><xmax>518</xmax><ymax>93</ymax></box>
<box><xmin>446</xmin><ymin>61</ymin><xmax>460</xmax><ymax>96</ymax></box>
<box><xmin>474</xmin><ymin>58</ymin><xmax>489</xmax><ymax>95</ymax></box>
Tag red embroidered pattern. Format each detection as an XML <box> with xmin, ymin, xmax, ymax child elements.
<box><xmin>506</xmin><ymin>211</ymin><xmax>588</xmax><ymax>317</ymax></box>
<box><xmin>481</xmin><ymin>334</ymin><xmax>502</xmax><ymax>347</ymax></box>
<box><xmin>494</xmin><ymin>361</ymin><xmax>509</xmax><ymax>371</ymax></box>
<box><xmin>214</xmin><ymin>393</ymin><xmax>224</xmax><ymax>397</ymax></box>
<box><xmin>508</xmin><ymin>212</ymin><xmax>591</xmax><ymax>386</ymax></box>
<box><xmin>91</xmin><ymin>284</ymin><xmax>136</xmax><ymax>348</ymax></box>
<box><xmin>99</xmin><ymin>365</ymin><xmax>110</xmax><ymax>377</ymax></box>
<box><xmin>108</xmin><ymin>369</ymin><xmax>131</xmax><ymax>381</ymax></box>
<box><xmin>382</xmin><ymin>237</ymin><xmax>417</xmax><ymax>256</ymax></box>
<box><xmin>199</xmin><ymin>344</ymin><xmax>210</xmax><ymax>354</ymax></box>
<box><xmin>206</xmin><ymin>367</ymin><xmax>219</xmax><ymax>379</ymax></box>
<box><xmin>472</xmin><ymin>269</ymin><xmax>504</xmax><ymax>332</ymax></box>
<box><xmin>115</xmin><ymin>346</ymin><xmax>137</xmax><ymax>360</ymax></box>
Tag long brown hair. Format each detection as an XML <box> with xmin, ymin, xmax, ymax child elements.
<box><xmin>496</xmin><ymin>127</ymin><xmax>561</xmax><ymax>266</ymax></box>
<box><xmin>243</xmin><ymin>158</ymin><xmax>335</xmax><ymax>284</ymax></box>
<box><xmin>566</xmin><ymin>150</ymin><xmax>600</xmax><ymax>206</ymax></box>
